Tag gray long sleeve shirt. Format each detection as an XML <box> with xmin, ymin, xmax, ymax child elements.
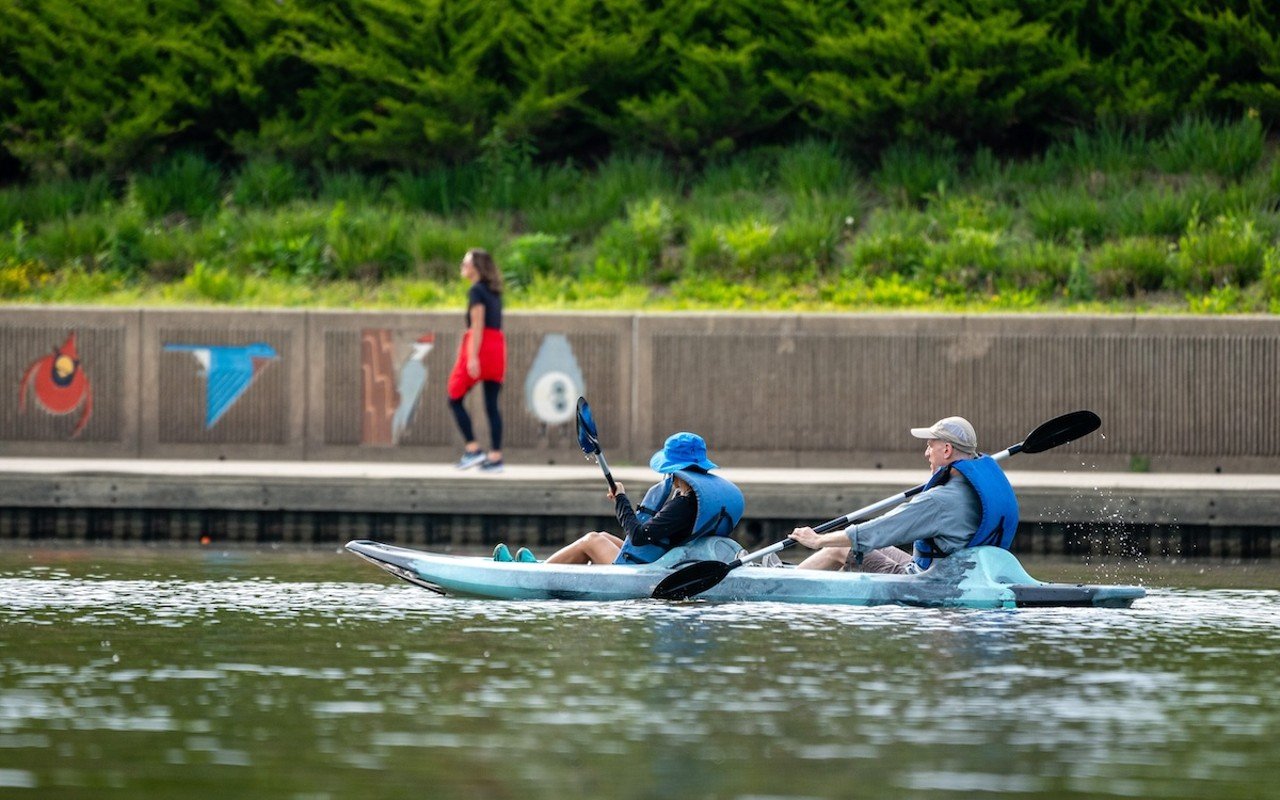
<box><xmin>843</xmin><ymin>471</ymin><xmax>981</xmax><ymax>557</ymax></box>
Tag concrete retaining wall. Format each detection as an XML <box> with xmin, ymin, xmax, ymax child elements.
<box><xmin>4</xmin><ymin>306</ymin><xmax>1278</xmax><ymax>472</ymax></box>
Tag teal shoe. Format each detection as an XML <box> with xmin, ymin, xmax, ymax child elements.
<box><xmin>515</xmin><ymin>547</ymin><xmax>538</xmax><ymax>563</ymax></box>
<box><xmin>492</xmin><ymin>543</ymin><xmax>513</xmax><ymax>562</ymax></box>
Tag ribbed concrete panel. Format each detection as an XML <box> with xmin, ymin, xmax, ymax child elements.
<box><xmin>0</xmin><ymin>306</ymin><xmax>140</xmax><ymax>456</ymax></box>
<box><xmin>643</xmin><ymin>316</ymin><xmax>1280</xmax><ymax>470</ymax></box>
<box><xmin>140</xmin><ymin>309</ymin><xmax>306</xmax><ymax>459</ymax></box>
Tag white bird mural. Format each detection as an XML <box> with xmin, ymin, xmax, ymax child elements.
<box><xmin>391</xmin><ymin>334</ymin><xmax>435</xmax><ymax>443</ymax></box>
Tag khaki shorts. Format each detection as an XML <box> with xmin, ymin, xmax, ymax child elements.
<box><xmin>843</xmin><ymin>545</ymin><xmax>917</xmax><ymax>575</ymax></box>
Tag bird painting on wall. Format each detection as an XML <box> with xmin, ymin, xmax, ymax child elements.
<box><xmin>391</xmin><ymin>334</ymin><xmax>435</xmax><ymax>443</ymax></box>
<box><xmin>164</xmin><ymin>342</ymin><xmax>278</xmax><ymax>428</ymax></box>
<box><xmin>18</xmin><ymin>331</ymin><xmax>94</xmax><ymax>438</ymax></box>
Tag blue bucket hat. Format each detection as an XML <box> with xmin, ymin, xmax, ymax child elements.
<box><xmin>649</xmin><ymin>431</ymin><xmax>718</xmax><ymax>473</ymax></box>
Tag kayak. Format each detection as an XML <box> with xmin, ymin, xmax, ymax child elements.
<box><xmin>345</xmin><ymin>538</ymin><xmax>1145</xmax><ymax>609</ymax></box>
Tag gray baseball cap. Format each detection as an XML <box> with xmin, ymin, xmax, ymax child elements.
<box><xmin>910</xmin><ymin>416</ymin><xmax>978</xmax><ymax>454</ymax></box>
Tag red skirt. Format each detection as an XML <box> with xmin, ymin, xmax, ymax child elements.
<box><xmin>447</xmin><ymin>329</ymin><xmax>506</xmax><ymax>400</ymax></box>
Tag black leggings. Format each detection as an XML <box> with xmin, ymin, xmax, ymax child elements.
<box><xmin>449</xmin><ymin>381</ymin><xmax>503</xmax><ymax>451</ymax></box>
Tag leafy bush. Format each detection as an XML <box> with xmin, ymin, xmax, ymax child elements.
<box><xmin>845</xmin><ymin>230</ymin><xmax>929</xmax><ymax>279</ymax></box>
<box><xmin>182</xmin><ymin>260</ymin><xmax>244</xmax><ymax>302</ymax></box>
<box><xmin>235</xmin><ymin>209</ymin><xmax>328</xmax><ymax>280</ymax></box>
<box><xmin>1110</xmin><ymin>183</ymin><xmax>1205</xmax><ymax>238</ymax></box>
<box><xmin>1174</xmin><ymin>215</ymin><xmax>1268</xmax><ymax>289</ymax></box>
<box><xmin>130</xmin><ymin>153</ymin><xmax>223</xmax><ymax>220</ymax></box>
<box><xmin>1156</xmin><ymin>115</ymin><xmax>1266</xmax><ymax>181</ymax></box>
<box><xmin>230</xmin><ymin>159</ymin><xmax>307</xmax><ymax>209</ymax></box>
<box><xmin>0</xmin><ymin>176</ymin><xmax>113</xmax><ymax>230</ymax></box>
<box><xmin>874</xmin><ymin>142</ymin><xmax>961</xmax><ymax>206</ymax></box>
<box><xmin>1088</xmin><ymin>237</ymin><xmax>1172</xmax><ymax>297</ymax></box>
<box><xmin>0</xmin><ymin>256</ymin><xmax>47</xmax><ymax>297</ymax></box>
<box><xmin>317</xmin><ymin>170</ymin><xmax>387</xmax><ymax>207</ymax></box>
<box><xmin>500</xmin><ymin>233</ymin><xmax>570</xmax><ymax>287</ymax></box>
<box><xmin>596</xmin><ymin>198</ymin><xmax>680</xmax><ymax>280</ymax></box>
<box><xmin>322</xmin><ymin>204</ymin><xmax>412</xmax><ymax>280</ymax></box>
<box><xmin>1024</xmin><ymin>187</ymin><xmax>1108</xmax><ymax>244</ymax></box>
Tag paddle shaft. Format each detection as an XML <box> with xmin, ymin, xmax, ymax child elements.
<box><xmin>734</xmin><ymin>445</ymin><xmax>1020</xmax><ymax>566</ymax></box>
<box><xmin>595</xmin><ymin>450</ymin><xmax>618</xmax><ymax>494</ymax></box>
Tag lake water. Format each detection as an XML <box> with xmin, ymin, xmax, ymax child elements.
<box><xmin>1</xmin><ymin>546</ymin><xmax>1278</xmax><ymax>800</ymax></box>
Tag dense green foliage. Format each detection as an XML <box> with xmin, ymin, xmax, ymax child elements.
<box><xmin>2</xmin><ymin>120</ymin><xmax>1278</xmax><ymax>313</ymax></box>
<box><xmin>1</xmin><ymin>0</ymin><xmax>1278</xmax><ymax>175</ymax></box>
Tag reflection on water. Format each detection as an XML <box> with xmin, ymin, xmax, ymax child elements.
<box><xmin>1</xmin><ymin>548</ymin><xmax>1278</xmax><ymax>799</ymax></box>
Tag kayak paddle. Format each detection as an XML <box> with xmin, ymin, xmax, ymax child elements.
<box><xmin>650</xmin><ymin>410</ymin><xmax>1101</xmax><ymax>601</ymax></box>
<box><xmin>575</xmin><ymin>396</ymin><xmax>617</xmax><ymax>494</ymax></box>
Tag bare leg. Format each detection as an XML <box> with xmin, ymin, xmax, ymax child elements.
<box><xmin>545</xmin><ymin>531</ymin><xmax>625</xmax><ymax>565</ymax></box>
<box><xmin>797</xmin><ymin>546</ymin><xmax>850</xmax><ymax>571</ymax></box>
<box><xmin>846</xmin><ymin>546</ymin><xmax>915</xmax><ymax>574</ymax></box>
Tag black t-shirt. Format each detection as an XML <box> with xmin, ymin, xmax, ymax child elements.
<box><xmin>467</xmin><ymin>283</ymin><xmax>503</xmax><ymax>329</ymax></box>
<box><xmin>614</xmin><ymin>491</ymin><xmax>697</xmax><ymax>549</ymax></box>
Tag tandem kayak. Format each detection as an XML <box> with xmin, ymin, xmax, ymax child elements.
<box><xmin>345</xmin><ymin>538</ymin><xmax>1145</xmax><ymax>609</ymax></box>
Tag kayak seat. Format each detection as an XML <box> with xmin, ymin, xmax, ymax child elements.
<box><xmin>652</xmin><ymin>536</ymin><xmax>745</xmax><ymax>569</ymax></box>
<box><xmin>918</xmin><ymin>546</ymin><xmax>1038</xmax><ymax>585</ymax></box>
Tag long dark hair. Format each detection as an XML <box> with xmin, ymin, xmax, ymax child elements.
<box><xmin>468</xmin><ymin>248</ymin><xmax>503</xmax><ymax>293</ymax></box>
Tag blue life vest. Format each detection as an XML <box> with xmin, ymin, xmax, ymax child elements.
<box><xmin>913</xmin><ymin>455</ymin><xmax>1019</xmax><ymax>570</ymax></box>
<box><xmin>614</xmin><ymin>469</ymin><xmax>745</xmax><ymax>565</ymax></box>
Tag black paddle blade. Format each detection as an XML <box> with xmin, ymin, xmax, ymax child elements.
<box><xmin>651</xmin><ymin>559</ymin><xmax>735</xmax><ymax>601</ymax></box>
<box><xmin>575</xmin><ymin>396</ymin><xmax>600</xmax><ymax>455</ymax></box>
<box><xmin>1021</xmin><ymin>410</ymin><xmax>1101</xmax><ymax>454</ymax></box>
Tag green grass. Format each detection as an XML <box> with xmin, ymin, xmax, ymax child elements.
<box><xmin>3</xmin><ymin>116</ymin><xmax>1280</xmax><ymax>315</ymax></box>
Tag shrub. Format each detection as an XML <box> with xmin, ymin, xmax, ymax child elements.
<box><xmin>407</xmin><ymin>217</ymin><xmax>506</xmax><ymax>282</ymax></box>
<box><xmin>129</xmin><ymin>152</ymin><xmax>224</xmax><ymax>220</ymax></box>
<box><xmin>1000</xmin><ymin>240</ymin><xmax>1073</xmax><ymax>293</ymax></box>
<box><xmin>1110</xmin><ymin>184</ymin><xmax>1203</xmax><ymax>238</ymax></box>
<box><xmin>500</xmin><ymin>232</ymin><xmax>570</xmax><ymax>287</ymax></box>
<box><xmin>776</xmin><ymin>140</ymin><xmax>855</xmax><ymax>196</ymax></box>
<box><xmin>1173</xmin><ymin>215</ymin><xmax>1268</xmax><ymax>289</ymax></box>
<box><xmin>1156</xmin><ymin>115</ymin><xmax>1265</xmax><ymax>182</ymax></box>
<box><xmin>874</xmin><ymin>142</ymin><xmax>960</xmax><ymax>206</ymax></box>
<box><xmin>182</xmin><ymin>260</ymin><xmax>244</xmax><ymax>302</ymax></box>
<box><xmin>234</xmin><ymin>209</ymin><xmax>328</xmax><ymax>280</ymax></box>
<box><xmin>230</xmin><ymin>159</ymin><xmax>307</xmax><ymax>209</ymax></box>
<box><xmin>1024</xmin><ymin>186</ymin><xmax>1108</xmax><ymax>243</ymax></box>
<box><xmin>685</xmin><ymin>217</ymin><xmax>781</xmax><ymax>277</ymax></box>
<box><xmin>323</xmin><ymin>203</ymin><xmax>412</xmax><ymax>280</ymax></box>
<box><xmin>387</xmin><ymin>167</ymin><xmax>482</xmax><ymax>216</ymax></box>
<box><xmin>595</xmin><ymin>197</ymin><xmax>680</xmax><ymax>280</ymax></box>
<box><xmin>1088</xmin><ymin>237</ymin><xmax>1172</xmax><ymax>297</ymax></box>
<box><xmin>317</xmin><ymin>170</ymin><xmax>387</xmax><ymax>207</ymax></box>
<box><xmin>921</xmin><ymin>227</ymin><xmax>1006</xmax><ymax>290</ymax></box>
<box><xmin>845</xmin><ymin>230</ymin><xmax>929</xmax><ymax>278</ymax></box>
<box><xmin>524</xmin><ymin>153</ymin><xmax>678</xmax><ymax>238</ymax></box>
<box><xmin>0</xmin><ymin>256</ymin><xmax>47</xmax><ymax>297</ymax></box>
<box><xmin>0</xmin><ymin>175</ymin><xmax>114</xmax><ymax>230</ymax></box>
<box><xmin>1261</xmin><ymin>247</ymin><xmax>1280</xmax><ymax>305</ymax></box>
<box><xmin>775</xmin><ymin>202</ymin><xmax>842</xmax><ymax>273</ymax></box>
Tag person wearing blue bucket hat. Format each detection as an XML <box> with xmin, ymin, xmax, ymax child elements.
<box><xmin>518</xmin><ymin>431</ymin><xmax>742</xmax><ymax>566</ymax></box>
<box><xmin>648</xmin><ymin>431</ymin><xmax>718</xmax><ymax>473</ymax></box>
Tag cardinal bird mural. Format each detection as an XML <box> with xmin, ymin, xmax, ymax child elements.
<box><xmin>164</xmin><ymin>342</ymin><xmax>278</xmax><ymax>428</ymax></box>
<box><xmin>19</xmin><ymin>332</ymin><xmax>94</xmax><ymax>438</ymax></box>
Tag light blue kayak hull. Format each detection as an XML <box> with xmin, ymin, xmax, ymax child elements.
<box><xmin>345</xmin><ymin>540</ymin><xmax>1145</xmax><ymax>609</ymax></box>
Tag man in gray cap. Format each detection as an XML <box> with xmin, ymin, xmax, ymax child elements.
<box><xmin>789</xmin><ymin>415</ymin><xmax>1019</xmax><ymax>574</ymax></box>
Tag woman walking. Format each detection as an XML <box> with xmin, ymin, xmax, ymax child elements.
<box><xmin>448</xmin><ymin>248</ymin><xmax>505</xmax><ymax>472</ymax></box>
